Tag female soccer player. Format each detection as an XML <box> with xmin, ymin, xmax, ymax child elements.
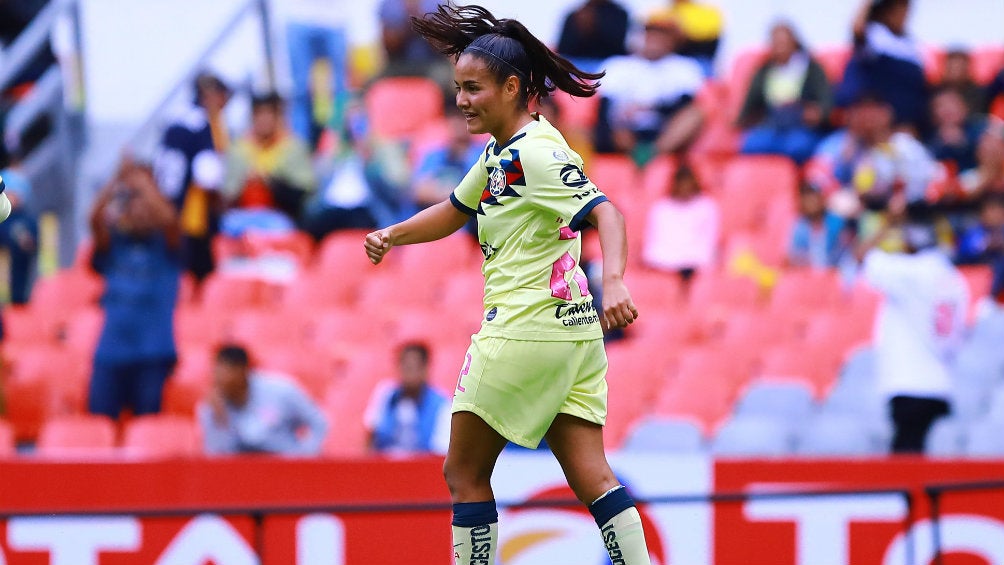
<box><xmin>363</xmin><ymin>5</ymin><xmax>649</xmax><ymax>564</ymax></box>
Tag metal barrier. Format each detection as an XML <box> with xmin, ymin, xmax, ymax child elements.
<box><xmin>0</xmin><ymin>485</ymin><xmax>917</xmax><ymax>565</ymax></box>
<box><xmin>924</xmin><ymin>479</ymin><xmax>1004</xmax><ymax>565</ymax></box>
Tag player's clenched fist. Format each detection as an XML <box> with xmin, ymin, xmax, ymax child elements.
<box><xmin>364</xmin><ymin>229</ymin><xmax>393</xmax><ymax>264</ymax></box>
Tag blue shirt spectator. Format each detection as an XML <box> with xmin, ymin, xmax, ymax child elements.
<box><xmin>789</xmin><ymin>187</ymin><xmax>848</xmax><ymax>268</ymax></box>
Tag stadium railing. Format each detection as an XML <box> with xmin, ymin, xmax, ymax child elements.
<box><xmin>924</xmin><ymin>479</ymin><xmax>1004</xmax><ymax>565</ymax></box>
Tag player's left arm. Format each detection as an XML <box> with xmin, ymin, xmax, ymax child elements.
<box><xmin>586</xmin><ymin>201</ymin><xmax>639</xmax><ymax>330</ymax></box>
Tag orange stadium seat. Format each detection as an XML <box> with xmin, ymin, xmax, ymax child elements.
<box><xmin>758</xmin><ymin>344</ymin><xmax>843</xmax><ymax>399</ymax></box>
<box><xmin>0</xmin><ymin>420</ymin><xmax>15</xmax><ymax>457</ymax></box>
<box><xmin>29</xmin><ymin>268</ymin><xmax>104</xmax><ymax>314</ymax></box>
<box><xmin>653</xmin><ymin>373</ymin><xmax>737</xmax><ymax>435</ymax></box>
<box><xmin>255</xmin><ymin>345</ymin><xmax>337</xmax><ymax>402</ymax></box>
<box><xmin>0</xmin><ymin>305</ymin><xmax>62</xmax><ymax>346</ymax></box>
<box><xmin>587</xmin><ymin>154</ymin><xmax>640</xmax><ymax>203</ymax></box>
<box><xmin>716</xmin><ymin>307</ymin><xmax>798</xmax><ymax>349</ymax></box>
<box><xmin>688</xmin><ymin>271</ymin><xmax>764</xmax><ymax>310</ymax></box>
<box><xmin>768</xmin><ymin>269</ymin><xmax>843</xmax><ymax>311</ymax></box>
<box><xmin>815</xmin><ymin>46</ymin><xmax>852</xmax><ymax>83</ymax></box>
<box><xmin>229</xmin><ymin>309</ymin><xmax>308</xmax><ymax>349</ymax></box>
<box><xmin>551</xmin><ymin>89</ymin><xmax>601</xmax><ymax>129</ymax></box>
<box><xmin>36</xmin><ymin>414</ymin><xmax>117</xmax><ymax>458</ymax></box>
<box><xmin>972</xmin><ymin>46</ymin><xmax>1004</xmax><ymax>84</ymax></box>
<box><xmin>62</xmin><ymin>306</ymin><xmax>104</xmax><ymax>356</ymax></box>
<box><xmin>308</xmin><ymin>306</ymin><xmax>390</xmax><ymax>353</ymax></box>
<box><xmin>198</xmin><ymin>274</ymin><xmax>265</xmax><ymax>310</ymax></box>
<box><xmin>802</xmin><ymin>311</ymin><xmax>873</xmax><ymax>358</ymax></box>
<box><xmin>162</xmin><ymin>377</ymin><xmax>208</xmax><ymax>418</ymax></box>
<box><xmin>122</xmin><ymin>415</ymin><xmax>199</xmax><ymax>459</ymax></box>
<box><xmin>281</xmin><ymin>271</ymin><xmax>357</xmax><ymax>311</ymax></box>
<box><xmin>175</xmin><ymin>304</ymin><xmax>233</xmax><ymax>349</ymax></box>
<box><xmin>364</xmin><ymin>76</ymin><xmax>444</xmax><ymax>139</ymax></box>
<box><xmin>720</xmin><ymin>155</ymin><xmax>800</xmax><ymax>208</ymax></box>
<box><xmin>626</xmin><ymin>269</ymin><xmax>684</xmax><ymax>312</ymax></box>
<box><xmin>639</xmin><ymin>154</ymin><xmax>676</xmax><ymax>199</ymax></box>
<box><xmin>318</xmin><ymin>228</ymin><xmax>385</xmax><ymax>274</ymax></box>
<box><xmin>726</xmin><ymin>47</ymin><xmax>768</xmax><ymax>121</ymax></box>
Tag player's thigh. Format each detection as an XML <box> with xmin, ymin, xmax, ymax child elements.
<box><xmin>443</xmin><ymin>411</ymin><xmax>508</xmax><ymax>491</ymax></box>
<box><xmin>545</xmin><ymin>413</ymin><xmax>618</xmax><ymax>504</ymax></box>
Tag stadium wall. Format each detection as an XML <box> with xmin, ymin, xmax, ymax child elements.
<box><xmin>1</xmin><ymin>453</ymin><xmax>1003</xmax><ymax>564</ymax></box>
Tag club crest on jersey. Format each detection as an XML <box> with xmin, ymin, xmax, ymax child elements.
<box><xmin>478</xmin><ymin>149</ymin><xmax>524</xmax><ymax>214</ymax></box>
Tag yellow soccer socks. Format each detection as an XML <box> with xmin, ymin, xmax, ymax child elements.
<box><xmin>452</xmin><ymin>501</ymin><xmax>499</xmax><ymax>565</ymax></box>
<box><xmin>589</xmin><ymin>486</ymin><xmax>652</xmax><ymax>565</ymax></box>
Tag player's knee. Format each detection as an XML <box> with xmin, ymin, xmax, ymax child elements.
<box><xmin>567</xmin><ymin>469</ymin><xmax>619</xmax><ymax>505</ymax></box>
<box><xmin>443</xmin><ymin>458</ymin><xmax>492</xmax><ymax>501</ymax></box>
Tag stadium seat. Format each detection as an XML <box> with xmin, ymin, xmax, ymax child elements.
<box><xmin>639</xmin><ymin>154</ymin><xmax>675</xmax><ymax>199</ymax></box>
<box><xmin>29</xmin><ymin>268</ymin><xmax>103</xmax><ymax>315</ymax></box>
<box><xmin>626</xmin><ymin>269</ymin><xmax>683</xmax><ymax>313</ymax></box>
<box><xmin>688</xmin><ymin>271</ymin><xmax>765</xmax><ymax>310</ymax></box>
<box><xmin>588</xmin><ymin>153</ymin><xmax>640</xmax><ymax>203</ymax></box>
<box><xmin>551</xmin><ymin>89</ymin><xmax>601</xmax><ymax>129</ymax></box>
<box><xmin>814</xmin><ymin>46</ymin><xmax>852</xmax><ymax>83</ymax></box>
<box><xmin>621</xmin><ymin>416</ymin><xmax>706</xmax><ymax>452</ymax></box>
<box><xmin>316</xmin><ymin>229</ymin><xmax>385</xmax><ymax>298</ymax></box>
<box><xmin>0</xmin><ymin>420</ymin><xmax>15</xmax><ymax>457</ymax></box>
<box><xmin>971</xmin><ymin>46</ymin><xmax>1004</xmax><ymax>84</ymax></box>
<box><xmin>437</xmin><ymin>271</ymin><xmax>485</xmax><ymax>311</ymax></box>
<box><xmin>356</xmin><ymin>264</ymin><xmax>442</xmax><ymax>313</ymax></box>
<box><xmin>768</xmin><ymin>268</ymin><xmax>843</xmax><ymax>311</ymax></box>
<box><xmin>229</xmin><ymin>309</ymin><xmax>308</xmax><ymax>349</ymax></box>
<box><xmin>321</xmin><ymin>348</ymin><xmax>394</xmax><ymax>457</ymax></box>
<box><xmin>122</xmin><ymin>415</ymin><xmax>199</xmax><ymax>459</ymax></box>
<box><xmin>653</xmin><ymin>372</ymin><xmax>738</xmax><ymax>434</ymax></box>
<box><xmin>794</xmin><ymin>413</ymin><xmax>882</xmax><ymax>457</ymax></box>
<box><xmin>198</xmin><ymin>274</ymin><xmax>265</xmax><ymax>310</ymax></box>
<box><xmin>308</xmin><ymin>305</ymin><xmax>392</xmax><ymax>353</ymax></box>
<box><xmin>711</xmin><ymin>415</ymin><xmax>795</xmax><ymax>457</ymax></box>
<box><xmin>802</xmin><ymin>311</ymin><xmax>873</xmax><ymax>358</ymax></box>
<box><xmin>364</xmin><ymin>76</ymin><xmax>444</xmax><ymax>139</ymax></box>
<box><xmin>62</xmin><ymin>306</ymin><xmax>104</xmax><ymax>356</ymax></box>
<box><xmin>734</xmin><ymin>380</ymin><xmax>816</xmax><ymax>420</ymax></box>
<box><xmin>0</xmin><ymin>305</ymin><xmax>61</xmax><ymax>346</ymax></box>
<box><xmin>35</xmin><ymin>414</ymin><xmax>118</xmax><ymax>458</ymax></box>
<box><xmin>255</xmin><ymin>346</ymin><xmax>337</xmax><ymax>402</ymax></box>
<box><xmin>726</xmin><ymin>47</ymin><xmax>768</xmax><ymax>122</ymax></box>
<box><xmin>395</xmin><ymin>232</ymin><xmax>480</xmax><ymax>285</ymax></box>
<box><xmin>161</xmin><ymin>377</ymin><xmax>208</xmax><ymax>418</ymax></box>
<box><xmin>280</xmin><ymin>271</ymin><xmax>357</xmax><ymax>312</ymax></box>
<box><xmin>757</xmin><ymin>344</ymin><xmax>842</xmax><ymax>398</ymax></box>
<box><xmin>959</xmin><ymin>264</ymin><xmax>993</xmax><ymax>307</ymax></box>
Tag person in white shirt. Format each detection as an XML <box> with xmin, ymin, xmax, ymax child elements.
<box><xmin>860</xmin><ymin>201</ymin><xmax>969</xmax><ymax>453</ymax></box>
<box><xmin>642</xmin><ymin>164</ymin><xmax>719</xmax><ymax>285</ymax></box>
<box><xmin>199</xmin><ymin>344</ymin><xmax>329</xmax><ymax>456</ymax></box>
<box><xmin>594</xmin><ymin>7</ymin><xmax>705</xmax><ymax>164</ymax></box>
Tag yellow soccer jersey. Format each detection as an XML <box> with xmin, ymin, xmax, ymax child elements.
<box><xmin>450</xmin><ymin>115</ymin><xmax>607</xmax><ymax>341</ymax></box>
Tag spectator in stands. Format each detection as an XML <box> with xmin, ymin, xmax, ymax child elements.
<box><xmin>364</xmin><ymin>342</ymin><xmax>450</xmax><ymax>455</ymax></box>
<box><xmin>303</xmin><ymin>102</ymin><xmax>410</xmax><ymax>241</ymax></box>
<box><xmin>666</xmin><ymin>0</ymin><xmax>724</xmax><ymax>77</ymax></box>
<box><xmin>376</xmin><ymin>0</ymin><xmax>452</xmax><ymax>96</ymax></box>
<box><xmin>959</xmin><ymin>116</ymin><xmax>1004</xmax><ymax>197</ymax></box>
<box><xmin>223</xmin><ymin>92</ymin><xmax>316</xmax><ymax>226</ymax></box>
<box><xmin>927</xmin><ymin>87</ymin><xmax>986</xmax><ymax>176</ymax></box>
<box><xmin>556</xmin><ymin>0</ymin><xmax>629</xmax><ymax>73</ymax></box>
<box><xmin>641</xmin><ymin>164</ymin><xmax>719</xmax><ymax>286</ymax></box>
<box><xmin>955</xmin><ymin>194</ymin><xmax>1004</xmax><ymax>265</ymax></box>
<box><xmin>788</xmin><ymin>184</ymin><xmax>848</xmax><ymax>268</ymax></box>
<box><xmin>837</xmin><ymin>0</ymin><xmax>928</xmax><ymax>134</ymax></box>
<box><xmin>859</xmin><ymin>200</ymin><xmax>968</xmax><ymax>454</ymax></box>
<box><xmin>199</xmin><ymin>344</ymin><xmax>328</xmax><ymax>456</ymax></box>
<box><xmin>88</xmin><ymin>159</ymin><xmax>180</xmax><ymax>420</ymax></box>
<box><xmin>411</xmin><ymin>112</ymin><xmax>482</xmax><ymax>210</ymax></box>
<box><xmin>826</xmin><ymin>92</ymin><xmax>937</xmax><ymax>248</ymax></box>
<box><xmin>737</xmin><ymin>21</ymin><xmax>832</xmax><ymax>165</ymax></box>
<box><xmin>0</xmin><ymin>153</ymin><xmax>38</xmax><ymax>304</ymax></box>
<box><xmin>594</xmin><ymin>8</ymin><xmax>705</xmax><ymax>165</ymax></box>
<box><xmin>937</xmin><ymin>49</ymin><xmax>984</xmax><ymax>115</ymax></box>
<box><xmin>152</xmin><ymin>71</ymin><xmax>229</xmax><ymax>287</ymax></box>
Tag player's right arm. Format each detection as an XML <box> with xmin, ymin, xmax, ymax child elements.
<box><xmin>364</xmin><ymin>199</ymin><xmax>469</xmax><ymax>264</ymax></box>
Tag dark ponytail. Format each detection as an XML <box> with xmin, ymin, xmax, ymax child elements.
<box><xmin>411</xmin><ymin>3</ymin><xmax>604</xmax><ymax>105</ymax></box>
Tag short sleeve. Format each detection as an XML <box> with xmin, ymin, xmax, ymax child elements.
<box><xmin>862</xmin><ymin>249</ymin><xmax>914</xmax><ymax>298</ymax></box>
<box><xmin>450</xmin><ymin>153</ymin><xmax>488</xmax><ymax>217</ymax></box>
<box><xmin>522</xmin><ymin>146</ymin><xmax>608</xmax><ymax>231</ymax></box>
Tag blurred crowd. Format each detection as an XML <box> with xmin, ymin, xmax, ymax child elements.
<box><xmin>1</xmin><ymin>0</ymin><xmax>1004</xmax><ymax>457</ymax></box>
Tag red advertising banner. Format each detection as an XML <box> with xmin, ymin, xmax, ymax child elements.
<box><xmin>2</xmin><ymin>456</ymin><xmax>1003</xmax><ymax>564</ymax></box>
<box><xmin>714</xmin><ymin>459</ymin><xmax>1004</xmax><ymax>565</ymax></box>
<box><xmin>0</xmin><ymin>457</ymin><xmax>452</xmax><ymax>565</ymax></box>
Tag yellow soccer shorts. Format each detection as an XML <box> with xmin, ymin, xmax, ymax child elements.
<box><xmin>452</xmin><ymin>334</ymin><xmax>608</xmax><ymax>448</ymax></box>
